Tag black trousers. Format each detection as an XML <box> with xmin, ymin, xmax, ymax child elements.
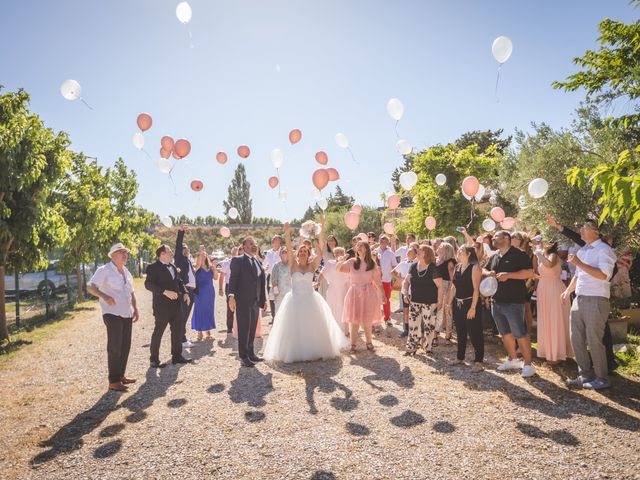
<box><xmin>452</xmin><ymin>299</ymin><xmax>484</xmax><ymax>363</ymax></box>
<box><xmin>236</xmin><ymin>301</ymin><xmax>259</xmax><ymax>359</ymax></box>
<box><xmin>150</xmin><ymin>303</ymin><xmax>183</xmax><ymax>362</ymax></box>
<box><xmin>180</xmin><ymin>289</ymin><xmax>195</xmax><ymax>342</ymax></box>
<box><xmin>103</xmin><ymin>314</ymin><xmax>133</xmax><ymax>383</ymax></box>
<box><xmin>225</xmin><ymin>287</ymin><xmax>234</xmax><ymax>332</ymax></box>
<box><xmin>267</xmin><ymin>274</ymin><xmax>276</xmax><ymax>317</ymax></box>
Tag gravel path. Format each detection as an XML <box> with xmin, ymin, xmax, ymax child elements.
<box><xmin>1</xmin><ymin>279</ymin><xmax>639</xmax><ymax>480</ymax></box>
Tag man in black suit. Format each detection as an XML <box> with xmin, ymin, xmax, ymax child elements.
<box><xmin>227</xmin><ymin>236</ymin><xmax>267</xmax><ymax>367</ymax></box>
<box><xmin>174</xmin><ymin>223</ymin><xmax>197</xmax><ymax>348</ymax></box>
<box><xmin>145</xmin><ymin>244</ymin><xmax>193</xmax><ymax>368</ymax></box>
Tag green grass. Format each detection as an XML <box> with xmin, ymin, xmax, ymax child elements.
<box><xmin>615</xmin><ymin>328</ymin><xmax>640</xmax><ymax>378</ymax></box>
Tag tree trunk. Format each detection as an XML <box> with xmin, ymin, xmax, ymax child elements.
<box><xmin>0</xmin><ymin>265</ymin><xmax>9</xmax><ymax>342</ymax></box>
<box><xmin>75</xmin><ymin>263</ymin><xmax>85</xmax><ymax>302</ymax></box>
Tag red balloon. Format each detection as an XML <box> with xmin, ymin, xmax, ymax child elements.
<box><xmin>160</xmin><ymin>147</ymin><xmax>171</xmax><ymax>159</ymax></box>
<box><xmin>461</xmin><ymin>176</ymin><xmax>480</xmax><ymax>198</ymax></box>
<box><xmin>344</xmin><ymin>211</ymin><xmax>360</xmax><ymax>231</ymax></box>
<box><xmin>351</xmin><ymin>204</ymin><xmax>362</xmax><ymax>214</ymax></box>
<box><xmin>190</xmin><ymin>179</ymin><xmax>204</xmax><ymax>192</ymax></box>
<box><xmin>312</xmin><ymin>169</ymin><xmax>330</xmax><ymax>190</ymax></box>
<box><xmin>216</xmin><ymin>152</ymin><xmax>228</xmax><ymax>164</ymax></box>
<box><xmin>387</xmin><ymin>194</ymin><xmax>401</xmax><ymax>210</ymax></box>
<box><xmin>220</xmin><ymin>226</ymin><xmax>231</xmax><ymax>238</ymax></box>
<box><xmin>315</xmin><ymin>151</ymin><xmax>328</xmax><ymax>165</ymax></box>
<box><xmin>172</xmin><ymin>150</ymin><xmax>182</xmax><ymax>160</ymax></box>
<box><xmin>501</xmin><ymin>217</ymin><xmax>516</xmax><ymax>229</ymax></box>
<box><xmin>490</xmin><ymin>207</ymin><xmax>506</xmax><ymax>222</ymax></box>
<box><xmin>326</xmin><ymin>167</ymin><xmax>340</xmax><ymax>181</ymax></box>
<box><xmin>137</xmin><ymin>113</ymin><xmax>152</xmax><ymax>132</ymax></box>
<box><xmin>174</xmin><ymin>139</ymin><xmax>191</xmax><ymax>158</ymax></box>
<box><xmin>289</xmin><ymin>129</ymin><xmax>302</xmax><ymax>144</ymax></box>
<box><xmin>161</xmin><ymin>135</ymin><xmax>174</xmax><ymax>151</ymax></box>
<box><xmin>425</xmin><ymin>216</ymin><xmax>437</xmax><ymax>231</ymax></box>
<box><xmin>237</xmin><ymin>145</ymin><xmax>250</xmax><ymax>158</ymax></box>
<box><xmin>268</xmin><ymin>176</ymin><xmax>279</xmax><ymax>189</ymax></box>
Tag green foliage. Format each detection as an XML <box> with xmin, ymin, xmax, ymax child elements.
<box><xmin>320</xmin><ymin>206</ymin><xmax>383</xmax><ymax>246</ymax></box>
<box><xmin>297</xmin><ymin>185</ymin><xmax>357</xmax><ymax>222</ymax></box>
<box><xmin>455</xmin><ymin>129</ymin><xmax>512</xmax><ymax>155</ymax></box>
<box><xmin>223</xmin><ymin>163</ymin><xmax>252</xmax><ymax>223</ymax></box>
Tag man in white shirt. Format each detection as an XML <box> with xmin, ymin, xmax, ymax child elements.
<box><xmin>218</xmin><ymin>246</ymin><xmax>240</xmax><ymax>333</ymax></box>
<box><xmin>561</xmin><ymin>220</ymin><xmax>617</xmax><ymax>390</ymax></box>
<box><xmin>394</xmin><ymin>233</ymin><xmax>416</xmax><ymax>262</ymax></box>
<box><xmin>88</xmin><ymin>243</ymin><xmax>139</xmax><ymax>392</ymax></box>
<box><xmin>374</xmin><ymin>235</ymin><xmax>398</xmax><ymax>325</ymax></box>
<box><xmin>264</xmin><ymin>235</ymin><xmax>282</xmax><ymax>317</ymax></box>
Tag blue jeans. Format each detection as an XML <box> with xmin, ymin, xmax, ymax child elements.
<box><xmin>491</xmin><ymin>302</ymin><xmax>527</xmax><ymax>339</ymax></box>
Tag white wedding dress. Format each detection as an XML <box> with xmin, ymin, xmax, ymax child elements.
<box><xmin>263</xmin><ymin>271</ymin><xmax>349</xmax><ymax>363</ymax></box>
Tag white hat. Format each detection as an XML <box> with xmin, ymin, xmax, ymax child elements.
<box><xmin>108</xmin><ymin>243</ymin><xmax>131</xmax><ymax>258</ymax></box>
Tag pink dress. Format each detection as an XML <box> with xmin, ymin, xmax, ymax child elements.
<box><xmin>536</xmin><ymin>261</ymin><xmax>573</xmax><ymax>361</ymax></box>
<box><xmin>342</xmin><ymin>260</ymin><xmax>383</xmax><ymax>327</ymax></box>
<box><xmin>321</xmin><ymin>260</ymin><xmax>350</xmax><ymax>332</ymax></box>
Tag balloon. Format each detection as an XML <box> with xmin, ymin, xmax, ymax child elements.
<box><xmin>396</xmin><ymin>139</ymin><xmax>412</xmax><ymax>155</ymax></box>
<box><xmin>220</xmin><ymin>226</ymin><xmax>231</xmax><ymax>238</ymax></box>
<box><xmin>351</xmin><ymin>204</ymin><xmax>362</xmax><ymax>214</ymax></box>
<box><xmin>176</xmin><ymin>1</ymin><xmax>192</xmax><ymax>24</ymax></box>
<box><xmin>335</xmin><ymin>133</ymin><xmax>349</xmax><ymax>149</ymax></box>
<box><xmin>358</xmin><ymin>233</ymin><xmax>369</xmax><ymax>242</ymax></box>
<box><xmin>311</xmin><ymin>188</ymin><xmax>322</xmax><ymax>200</ymax></box>
<box><xmin>501</xmin><ymin>217</ymin><xmax>516</xmax><ymax>229</ymax></box>
<box><xmin>462</xmin><ymin>190</ymin><xmax>472</xmax><ymax>201</ymax></box>
<box><xmin>387</xmin><ymin>98</ymin><xmax>404</xmax><ymax>121</ymax></box>
<box><xmin>160</xmin><ymin>147</ymin><xmax>171</xmax><ymax>159</ymax></box>
<box><xmin>492</xmin><ymin>36</ymin><xmax>513</xmax><ymax>64</ymax></box>
<box><xmin>435</xmin><ymin>173</ymin><xmax>447</xmax><ymax>186</ymax></box>
<box><xmin>489</xmin><ymin>194</ymin><xmax>498</xmax><ymax>205</ymax></box>
<box><xmin>490</xmin><ymin>207</ymin><xmax>505</xmax><ymax>222</ymax></box>
<box><xmin>479</xmin><ymin>276</ymin><xmax>498</xmax><ymax>297</ymax></box>
<box><xmin>312</xmin><ymin>169</ymin><xmax>330</xmax><ymax>190</ymax></box>
<box><xmin>132</xmin><ymin>132</ymin><xmax>144</xmax><ymax>150</ymax></box>
<box><xmin>383</xmin><ymin>222</ymin><xmax>395</xmax><ymax>235</ymax></box>
<box><xmin>289</xmin><ymin>129</ymin><xmax>302</xmax><ymax>144</ymax></box>
<box><xmin>461</xmin><ymin>176</ymin><xmax>480</xmax><ymax>197</ymax></box>
<box><xmin>60</xmin><ymin>79</ymin><xmax>81</xmax><ymax>100</ymax></box>
<box><xmin>174</xmin><ymin>139</ymin><xmax>191</xmax><ymax>158</ymax></box>
<box><xmin>387</xmin><ymin>194</ymin><xmax>401</xmax><ymax>210</ymax></box>
<box><xmin>268</xmin><ymin>176</ymin><xmax>279</xmax><ymax>188</ymax></box>
<box><xmin>279</xmin><ymin>190</ymin><xmax>288</xmax><ymax>202</ymax></box>
<box><xmin>326</xmin><ymin>167</ymin><xmax>340</xmax><ymax>181</ymax></box>
<box><xmin>136</xmin><ymin>113</ymin><xmax>152</xmax><ymax>132</ymax></box>
<box><xmin>172</xmin><ymin>150</ymin><xmax>182</xmax><ymax>160</ymax></box>
<box><xmin>216</xmin><ymin>151</ymin><xmax>228</xmax><ymax>164</ymax></box>
<box><xmin>518</xmin><ymin>195</ymin><xmax>527</xmax><ymax>209</ymax></box>
<box><xmin>344</xmin><ymin>211</ymin><xmax>360</xmax><ymax>230</ymax></box>
<box><xmin>315</xmin><ymin>151</ymin><xmax>328</xmax><ymax>165</ymax></box>
<box><xmin>474</xmin><ymin>184</ymin><xmax>486</xmax><ymax>202</ymax></box>
<box><xmin>161</xmin><ymin>136</ymin><xmax>174</xmax><ymax>151</ymax></box>
<box><xmin>158</xmin><ymin>158</ymin><xmax>171</xmax><ymax>174</ymax></box>
<box><xmin>399</xmin><ymin>171</ymin><xmax>418</xmax><ymax>190</ymax></box>
<box><xmin>161</xmin><ymin>216</ymin><xmax>173</xmax><ymax>228</ymax></box>
<box><xmin>228</xmin><ymin>207</ymin><xmax>239</xmax><ymax>219</ymax></box>
<box><xmin>425</xmin><ymin>216</ymin><xmax>437</xmax><ymax>231</ymax></box>
<box><xmin>190</xmin><ymin>179</ymin><xmax>203</xmax><ymax>192</ymax></box>
<box><xmin>270</xmin><ymin>148</ymin><xmax>284</xmax><ymax>169</ymax></box>
<box><xmin>317</xmin><ymin>198</ymin><xmax>328</xmax><ymax>210</ymax></box>
<box><xmin>482</xmin><ymin>218</ymin><xmax>496</xmax><ymax>232</ymax></box>
<box><xmin>528</xmin><ymin>178</ymin><xmax>549</xmax><ymax>199</ymax></box>
<box><xmin>237</xmin><ymin>145</ymin><xmax>250</xmax><ymax>158</ymax></box>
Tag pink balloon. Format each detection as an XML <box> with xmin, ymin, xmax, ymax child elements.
<box><xmin>137</xmin><ymin>113</ymin><xmax>152</xmax><ymax>132</ymax></box>
<box><xmin>220</xmin><ymin>226</ymin><xmax>231</xmax><ymax>238</ymax></box>
<box><xmin>425</xmin><ymin>216</ymin><xmax>437</xmax><ymax>231</ymax></box>
<box><xmin>160</xmin><ymin>147</ymin><xmax>171</xmax><ymax>159</ymax></box>
<box><xmin>289</xmin><ymin>129</ymin><xmax>302</xmax><ymax>145</ymax></box>
<box><xmin>383</xmin><ymin>222</ymin><xmax>395</xmax><ymax>235</ymax></box>
<box><xmin>344</xmin><ymin>211</ymin><xmax>360</xmax><ymax>231</ymax></box>
<box><xmin>387</xmin><ymin>194</ymin><xmax>401</xmax><ymax>210</ymax></box>
<box><xmin>237</xmin><ymin>145</ymin><xmax>250</xmax><ymax>158</ymax></box>
<box><xmin>174</xmin><ymin>139</ymin><xmax>191</xmax><ymax>158</ymax></box>
<box><xmin>172</xmin><ymin>150</ymin><xmax>182</xmax><ymax>160</ymax></box>
<box><xmin>312</xmin><ymin>169</ymin><xmax>330</xmax><ymax>190</ymax></box>
<box><xmin>326</xmin><ymin>167</ymin><xmax>340</xmax><ymax>181</ymax></box>
<box><xmin>161</xmin><ymin>135</ymin><xmax>174</xmax><ymax>151</ymax></box>
<box><xmin>315</xmin><ymin>151</ymin><xmax>328</xmax><ymax>165</ymax></box>
<box><xmin>216</xmin><ymin>152</ymin><xmax>228</xmax><ymax>164</ymax></box>
<box><xmin>461</xmin><ymin>176</ymin><xmax>480</xmax><ymax>198</ymax></box>
<box><xmin>351</xmin><ymin>204</ymin><xmax>362</xmax><ymax>215</ymax></box>
<box><xmin>501</xmin><ymin>217</ymin><xmax>516</xmax><ymax>229</ymax></box>
<box><xmin>490</xmin><ymin>207</ymin><xmax>506</xmax><ymax>222</ymax></box>
<box><xmin>268</xmin><ymin>176</ymin><xmax>279</xmax><ymax>189</ymax></box>
<box><xmin>358</xmin><ymin>232</ymin><xmax>368</xmax><ymax>242</ymax></box>
<box><xmin>190</xmin><ymin>179</ymin><xmax>203</xmax><ymax>192</ymax></box>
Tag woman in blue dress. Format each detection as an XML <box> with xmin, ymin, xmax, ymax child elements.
<box><xmin>191</xmin><ymin>246</ymin><xmax>218</xmax><ymax>341</ymax></box>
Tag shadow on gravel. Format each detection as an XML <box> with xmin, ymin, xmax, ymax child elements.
<box><xmin>167</xmin><ymin>398</ymin><xmax>187</xmax><ymax>408</ymax></box>
<box><xmin>228</xmin><ymin>366</ymin><xmax>273</xmax><ymax>408</ymax></box>
<box><xmin>350</xmin><ymin>355</ymin><xmax>415</xmax><ymax>391</ymax></box>
<box><xmin>311</xmin><ymin>471</ymin><xmax>337</xmax><ymax>480</ymax></box>
<box><xmin>379</xmin><ymin>394</ymin><xmax>399</xmax><ymax>407</ymax></box>
<box><xmin>93</xmin><ymin>439</ymin><xmax>123</xmax><ymax>459</ymax></box>
<box><xmin>432</xmin><ymin>420</ymin><xmax>456</xmax><ymax>433</ymax></box>
<box><xmin>99</xmin><ymin>423</ymin><xmax>125</xmax><ymax>438</ymax></box>
<box><xmin>345</xmin><ymin>422</ymin><xmax>370</xmax><ymax>436</ymax></box>
<box><xmin>244</xmin><ymin>410</ymin><xmax>266</xmax><ymax>422</ymax></box>
<box><xmin>207</xmin><ymin>383</ymin><xmax>225</xmax><ymax>394</ymax></box>
<box><xmin>516</xmin><ymin>422</ymin><xmax>580</xmax><ymax>446</ymax></box>
<box><xmin>390</xmin><ymin>410</ymin><xmax>425</xmax><ymax>428</ymax></box>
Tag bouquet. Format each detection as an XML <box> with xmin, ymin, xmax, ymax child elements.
<box><xmin>299</xmin><ymin>220</ymin><xmax>322</xmax><ymax>238</ymax></box>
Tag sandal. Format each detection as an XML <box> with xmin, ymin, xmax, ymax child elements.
<box><xmin>444</xmin><ymin>337</ymin><xmax>453</xmax><ymax>346</ymax></box>
<box><xmin>447</xmin><ymin>359</ymin><xmax>465</xmax><ymax>366</ymax></box>
<box><xmin>471</xmin><ymin>363</ymin><xmax>485</xmax><ymax>373</ymax></box>
<box><xmin>366</xmin><ymin>343</ymin><xmax>375</xmax><ymax>352</ymax></box>
<box><xmin>404</xmin><ymin>350</ymin><xmax>417</xmax><ymax>356</ymax></box>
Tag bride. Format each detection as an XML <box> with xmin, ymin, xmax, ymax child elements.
<box><xmin>263</xmin><ymin>218</ymin><xmax>349</xmax><ymax>363</ymax></box>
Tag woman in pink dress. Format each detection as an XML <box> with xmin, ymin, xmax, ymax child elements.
<box><xmin>316</xmin><ymin>247</ymin><xmax>350</xmax><ymax>335</ymax></box>
<box><xmin>534</xmin><ymin>242</ymin><xmax>573</xmax><ymax>364</ymax></box>
<box><xmin>337</xmin><ymin>241</ymin><xmax>385</xmax><ymax>353</ymax></box>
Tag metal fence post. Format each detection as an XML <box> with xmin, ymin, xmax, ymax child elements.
<box><xmin>14</xmin><ymin>270</ymin><xmax>20</xmax><ymax>328</ymax></box>
<box><xmin>66</xmin><ymin>272</ymin><xmax>72</xmax><ymax>308</ymax></box>
<box><xmin>44</xmin><ymin>268</ymin><xmax>50</xmax><ymax>319</ymax></box>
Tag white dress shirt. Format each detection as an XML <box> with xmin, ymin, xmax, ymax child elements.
<box><xmin>245</xmin><ymin>253</ymin><xmax>262</xmax><ymax>275</ymax></box>
<box><xmin>374</xmin><ymin>247</ymin><xmax>398</xmax><ymax>282</ymax></box>
<box><xmin>395</xmin><ymin>245</ymin><xmax>409</xmax><ymax>262</ymax></box>
<box><xmin>89</xmin><ymin>262</ymin><xmax>135</xmax><ymax>318</ymax></box>
<box><xmin>575</xmin><ymin>239</ymin><xmax>616</xmax><ymax>298</ymax></box>
<box><xmin>220</xmin><ymin>259</ymin><xmax>232</xmax><ymax>286</ymax></box>
<box><xmin>264</xmin><ymin>248</ymin><xmax>281</xmax><ymax>276</ymax></box>
<box><xmin>186</xmin><ymin>259</ymin><xmax>196</xmax><ymax>289</ymax></box>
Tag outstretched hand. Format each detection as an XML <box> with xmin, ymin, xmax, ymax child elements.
<box><xmin>180</xmin><ymin>223</ymin><xmax>189</xmax><ymax>232</ymax></box>
<box><xmin>283</xmin><ymin>222</ymin><xmax>291</xmax><ymax>234</ymax></box>
<box><xmin>546</xmin><ymin>213</ymin><xmax>560</xmax><ymax>230</ymax></box>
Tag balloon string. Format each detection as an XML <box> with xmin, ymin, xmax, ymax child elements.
<box><xmin>466</xmin><ymin>199</ymin><xmax>475</xmax><ymax>229</ymax></box>
<box><xmin>142</xmin><ymin>148</ymin><xmax>153</xmax><ymax>161</ymax></box>
<box><xmin>394</xmin><ymin>120</ymin><xmax>400</xmax><ymax>139</ymax></box>
<box><xmin>168</xmin><ymin>164</ymin><xmax>178</xmax><ymax>196</ymax></box>
<box><xmin>80</xmin><ymin>98</ymin><xmax>93</xmax><ymax>110</ymax></box>
<box><xmin>347</xmin><ymin>147</ymin><xmax>358</xmax><ymax>164</ymax></box>
<box><xmin>494</xmin><ymin>64</ymin><xmax>502</xmax><ymax>103</ymax></box>
<box><xmin>188</xmin><ymin>29</ymin><xmax>194</xmax><ymax>49</ymax></box>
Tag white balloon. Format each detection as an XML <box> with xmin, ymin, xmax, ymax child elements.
<box><xmin>176</xmin><ymin>1</ymin><xmax>192</xmax><ymax>23</ymax></box>
<box><xmin>132</xmin><ymin>132</ymin><xmax>144</xmax><ymax>150</ymax></box>
<box><xmin>228</xmin><ymin>207</ymin><xmax>239</xmax><ymax>219</ymax></box>
<box><xmin>161</xmin><ymin>216</ymin><xmax>173</xmax><ymax>228</ymax></box>
<box><xmin>399</xmin><ymin>171</ymin><xmax>418</xmax><ymax>190</ymax></box>
<box><xmin>387</xmin><ymin>98</ymin><xmax>404</xmax><ymax>121</ymax></box>
<box><xmin>492</xmin><ymin>36</ymin><xmax>513</xmax><ymax>64</ymax></box>
<box><xmin>158</xmin><ymin>158</ymin><xmax>171</xmax><ymax>174</ymax></box>
<box><xmin>435</xmin><ymin>173</ymin><xmax>447</xmax><ymax>186</ymax></box>
<box><xmin>482</xmin><ymin>218</ymin><xmax>496</xmax><ymax>232</ymax></box>
<box><xmin>270</xmin><ymin>148</ymin><xmax>284</xmax><ymax>169</ymax></box>
<box><xmin>528</xmin><ymin>178</ymin><xmax>549</xmax><ymax>199</ymax></box>
<box><xmin>317</xmin><ymin>198</ymin><xmax>328</xmax><ymax>210</ymax></box>
<box><xmin>479</xmin><ymin>276</ymin><xmax>498</xmax><ymax>297</ymax></box>
<box><xmin>60</xmin><ymin>79</ymin><xmax>81</xmax><ymax>100</ymax></box>
<box><xmin>279</xmin><ymin>190</ymin><xmax>288</xmax><ymax>202</ymax></box>
<box><xmin>474</xmin><ymin>184</ymin><xmax>486</xmax><ymax>202</ymax></box>
<box><xmin>396</xmin><ymin>139</ymin><xmax>412</xmax><ymax>155</ymax></box>
<box><xmin>518</xmin><ymin>195</ymin><xmax>527</xmax><ymax>209</ymax></box>
<box><xmin>335</xmin><ymin>133</ymin><xmax>349</xmax><ymax>149</ymax></box>
<box><xmin>311</xmin><ymin>188</ymin><xmax>322</xmax><ymax>200</ymax></box>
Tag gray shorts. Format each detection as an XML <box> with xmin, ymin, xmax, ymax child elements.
<box><xmin>491</xmin><ymin>302</ymin><xmax>527</xmax><ymax>339</ymax></box>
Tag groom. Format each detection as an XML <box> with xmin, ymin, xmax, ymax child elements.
<box><xmin>227</xmin><ymin>236</ymin><xmax>267</xmax><ymax>367</ymax></box>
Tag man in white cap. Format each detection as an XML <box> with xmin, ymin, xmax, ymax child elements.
<box><xmin>88</xmin><ymin>243</ymin><xmax>139</xmax><ymax>392</ymax></box>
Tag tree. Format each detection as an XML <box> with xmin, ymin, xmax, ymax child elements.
<box><xmin>455</xmin><ymin>129</ymin><xmax>512</xmax><ymax>154</ymax></box>
<box><xmin>326</xmin><ymin>185</ymin><xmax>355</xmax><ymax>209</ymax></box>
<box><xmin>391</xmin><ymin>155</ymin><xmax>415</xmax><ymax>207</ymax></box>
<box><xmin>0</xmin><ymin>87</ymin><xmax>72</xmax><ymax>341</ymax></box>
<box><xmin>223</xmin><ymin>163</ymin><xmax>252</xmax><ymax>224</ymax></box>
<box><xmin>319</xmin><ymin>206</ymin><xmax>383</xmax><ymax>246</ymax></box>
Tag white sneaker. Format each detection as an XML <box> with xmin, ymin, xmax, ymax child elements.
<box><xmin>497</xmin><ymin>358</ymin><xmax>522</xmax><ymax>371</ymax></box>
<box><xmin>521</xmin><ymin>364</ymin><xmax>536</xmax><ymax>378</ymax></box>
<box><xmin>182</xmin><ymin>340</ymin><xmax>194</xmax><ymax>348</ymax></box>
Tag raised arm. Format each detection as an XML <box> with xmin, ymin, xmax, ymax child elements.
<box><xmin>284</xmin><ymin>222</ymin><xmax>296</xmax><ymax>272</ymax></box>
<box><xmin>547</xmin><ymin>214</ymin><xmax>585</xmax><ymax>247</ymax></box>
<box><xmin>460</xmin><ymin>227</ymin><xmax>475</xmax><ymax>247</ymax></box>
<box><xmin>315</xmin><ymin>215</ymin><xmax>326</xmax><ymax>263</ymax></box>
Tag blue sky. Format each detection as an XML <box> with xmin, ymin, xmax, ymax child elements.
<box><xmin>2</xmin><ymin>1</ymin><xmax>636</xmax><ymax>220</ymax></box>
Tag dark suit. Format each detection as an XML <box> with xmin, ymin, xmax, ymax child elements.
<box><xmin>227</xmin><ymin>254</ymin><xmax>266</xmax><ymax>360</ymax></box>
<box><xmin>145</xmin><ymin>260</ymin><xmax>186</xmax><ymax>362</ymax></box>
<box><xmin>175</xmin><ymin>230</ymin><xmax>196</xmax><ymax>341</ymax></box>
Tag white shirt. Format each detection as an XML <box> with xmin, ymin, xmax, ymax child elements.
<box><xmin>220</xmin><ymin>259</ymin><xmax>232</xmax><ymax>285</ymax></box>
<box><xmin>575</xmin><ymin>239</ymin><xmax>616</xmax><ymax>298</ymax></box>
<box><xmin>264</xmin><ymin>248</ymin><xmax>281</xmax><ymax>275</ymax></box>
<box><xmin>394</xmin><ymin>259</ymin><xmax>415</xmax><ymax>279</ymax></box>
<box><xmin>186</xmin><ymin>259</ymin><xmax>196</xmax><ymax>289</ymax></box>
<box><xmin>89</xmin><ymin>262</ymin><xmax>135</xmax><ymax>318</ymax></box>
<box><xmin>374</xmin><ymin>247</ymin><xmax>398</xmax><ymax>282</ymax></box>
<box><xmin>395</xmin><ymin>245</ymin><xmax>409</xmax><ymax>262</ymax></box>
<box><xmin>245</xmin><ymin>253</ymin><xmax>262</xmax><ymax>275</ymax></box>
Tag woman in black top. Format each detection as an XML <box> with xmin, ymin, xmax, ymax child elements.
<box><xmin>446</xmin><ymin>245</ymin><xmax>484</xmax><ymax>371</ymax></box>
<box><xmin>401</xmin><ymin>244</ymin><xmax>442</xmax><ymax>355</ymax></box>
